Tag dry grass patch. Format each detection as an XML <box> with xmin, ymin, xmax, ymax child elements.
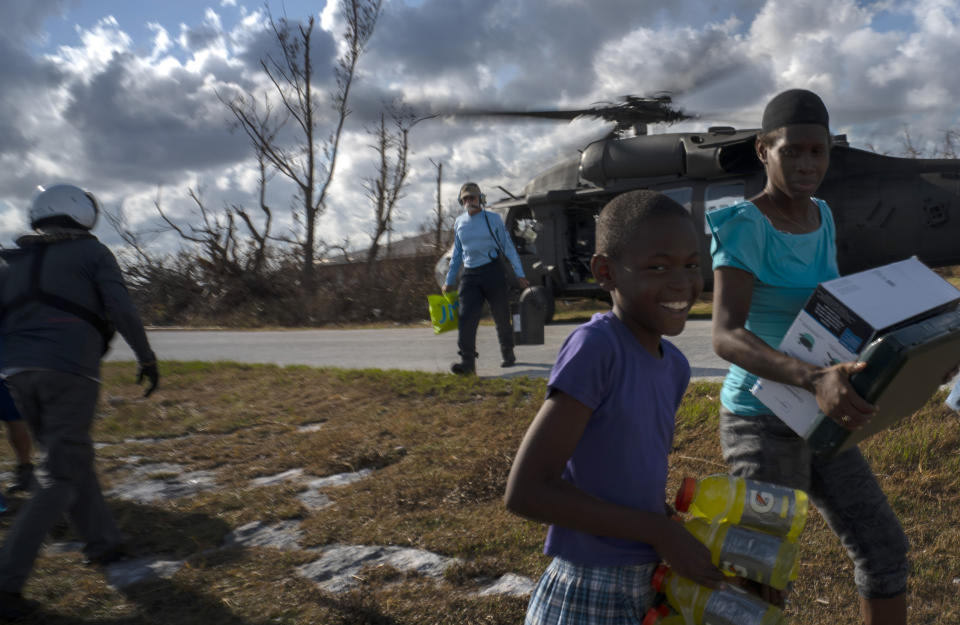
<box><xmin>0</xmin><ymin>363</ymin><xmax>957</xmax><ymax>623</ymax></box>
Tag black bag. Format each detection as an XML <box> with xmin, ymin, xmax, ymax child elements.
<box><xmin>482</xmin><ymin>211</ymin><xmax>521</xmax><ymax>291</ymax></box>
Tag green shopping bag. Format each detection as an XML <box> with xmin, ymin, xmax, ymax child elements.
<box><xmin>428</xmin><ymin>291</ymin><xmax>459</xmax><ymax>334</ymax></box>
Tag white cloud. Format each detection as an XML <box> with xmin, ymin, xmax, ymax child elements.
<box><xmin>147</xmin><ymin>22</ymin><xmax>172</xmax><ymax>61</ymax></box>
<box><xmin>319</xmin><ymin>0</ymin><xmax>338</xmax><ymax>32</ymax></box>
<box><xmin>50</xmin><ymin>16</ymin><xmax>132</xmax><ymax>78</ymax></box>
<box><xmin>204</xmin><ymin>8</ymin><xmax>224</xmax><ymax>32</ymax></box>
<box><xmin>2</xmin><ymin>0</ymin><xmax>960</xmax><ymax>255</ymax></box>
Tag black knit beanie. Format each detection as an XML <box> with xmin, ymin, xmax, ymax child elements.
<box><xmin>761</xmin><ymin>89</ymin><xmax>829</xmax><ymax>132</ymax></box>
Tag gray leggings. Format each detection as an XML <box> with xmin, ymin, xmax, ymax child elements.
<box><xmin>719</xmin><ymin>408</ymin><xmax>908</xmax><ymax>599</ymax></box>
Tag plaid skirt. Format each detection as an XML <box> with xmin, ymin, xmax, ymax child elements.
<box><xmin>525</xmin><ymin>557</ymin><xmax>658</xmax><ymax>625</ymax></box>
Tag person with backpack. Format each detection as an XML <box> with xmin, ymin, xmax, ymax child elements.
<box><xmin>0</xmin><ymin>184</ymin><xmax>158</xmax><ymax>620</ymax></box>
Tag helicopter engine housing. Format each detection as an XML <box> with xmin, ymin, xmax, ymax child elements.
<box><xmin>579</xmin><ymin>135</ymin><xmax>685</xmax><ymax>186</ymax></box>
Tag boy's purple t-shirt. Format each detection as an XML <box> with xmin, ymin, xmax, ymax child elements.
<box><xmin>543</xmin><ymin>311</ymin><xmax>690</xmax><ymax>566</ymax></box>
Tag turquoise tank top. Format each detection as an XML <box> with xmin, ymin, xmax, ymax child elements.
<box><xmin>707</xmin><ymin>199</ymin><xmax>839</xmax><ymax>415</ymax></box>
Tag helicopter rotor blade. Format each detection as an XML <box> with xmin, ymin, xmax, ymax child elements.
<box><xmin>444</xmin><ymin>94</ymin><xmax>693</xmax><ymax>132</ymax></box>
<box><xmin>450</xmin><ymin>108</ymin><xmax>598</xmax><ymax>122</ymax></box>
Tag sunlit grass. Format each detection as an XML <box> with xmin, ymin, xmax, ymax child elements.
<box><xmin>0</xmin><ymin>363</ymin><xmax>957</xmax><ymax>623</ymax></box>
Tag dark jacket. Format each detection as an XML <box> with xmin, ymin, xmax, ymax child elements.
<box><xmin>0</xmin><ymin>230</ymin><xmax>155</xmax><ymax>380</ymax></box>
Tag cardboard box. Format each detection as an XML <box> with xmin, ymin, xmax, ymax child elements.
<box><xmin>751</xmin><ymin>257</ymin><xmax>960</xmax><ymax>438</ymax></box>
<box><xmin>806</xmin><ymin>309</ymin><xmax>960</xmax><ymax>456</ymax></box>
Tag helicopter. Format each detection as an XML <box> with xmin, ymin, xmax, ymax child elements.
<box><xmin>434</xmin><ymin>94</ymin><xmax>960</xmax><ymax>323</ymax></box>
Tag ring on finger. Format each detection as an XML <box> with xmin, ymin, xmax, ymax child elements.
<box><xmin>841</xmin><ymin>415</ymin><xmax>850</xmax><ymax>423</ymax></box>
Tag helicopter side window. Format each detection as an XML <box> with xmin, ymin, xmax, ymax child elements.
<box><xmin>660</xmin><ymin>187</ymin><xmax>693</xmax><ymax>213</ymax></box>
<box><xmin>704</xmin><ymin>182</ymin><xmax>746</xmax><ymax>235</ymax></box>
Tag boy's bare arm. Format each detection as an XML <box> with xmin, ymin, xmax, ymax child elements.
<box><xmin>712</xmin><ymin>266</ymin><xmax>874</xmax><ymax>427</ymax></box>
<box><xmin>504</xmin><ymin>392</ymin><xmax>725</xmax><ymax>588</ymax></box>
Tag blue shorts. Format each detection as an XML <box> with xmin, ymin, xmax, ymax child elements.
<box><xmin>525</xmin><ymin>557</ymin><xmax>658</xmax><ymax>625</ymax></box>
<box><xmin>0</xmin><ymin>380</ymin><xmax>22</xmax><ymax>422</ymax></box>
<box><xmin>719</xmin><ymin>408</ymin><xmax>909</xmax><ymax>599</ymax></box>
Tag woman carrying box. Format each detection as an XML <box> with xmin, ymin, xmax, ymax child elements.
<box><xmin>708</xmin><ymin>89</ymin><xmax>907</xmax><ymax>625</ymax></box>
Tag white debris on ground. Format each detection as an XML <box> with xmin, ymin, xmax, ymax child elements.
<box><xmin>304</xmin><ymin>469</ymin><xmax>372</xmax><ymax>489</ymax></box>
<box><xmin>295</xmin><ymin>544</ymin><xmax>456</xmax><ymax>593</ymax></box>
<box><xmin>95</xmin><ymin>433</ymin><xmax>202</xmax><ymax>449</ymax></box>
<box><xmin>7</xmin><ymin>447</ymin><xmax>535</xmax><ymax>599</ymax></box>
<box><xmin>297</xmin><ymin>490</ymin><xmax>333</xmax><ymax>510</ymax></box>
<box><xmin>249</xmin><ymin>468</ymin><xmax>304</xmax><ymax>487</ymax></box>
<box><xmin>104</xmin><ymin>556</ymin><xmax>185</xmax><ymax>589</ymax></box>
<box><xmin>297</xmin><ymin>422</ymin><xmax>325</xmax><ymax>432</ymax></box>
<box><xmin>248</xmin><ymin>467</ymin><xmax>372</xmax><ymax>511</ymax></box>
<box><xmin>107</xmin><ymin>462</ymin><xmax>217</xmax><ymax>503</ymax></box>
<box><xmin>248</xmin><ymin>467</ymin><xmax>372</xmax><ymax>490</ymax></box>
<box><xmin>473</xmin><ymin>573</ymin><xmax>537</xmax><ymax>597</ymax></box>
<box><xmin>41</xmin><ymin>541</ymin><xmax>185</xmax><ymax>590</ymax></box>
<box><xmin>224</xmin><ymin>520</ymin><xmax>305</xmax><ymax>551</ymax></box>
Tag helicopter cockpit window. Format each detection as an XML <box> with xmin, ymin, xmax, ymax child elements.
<box><xmin>513</xmin><ymin>218</ymin><xmax>539</xmax><ymax>255</ymax></box>
<box><xmin>508</xmin><ymin>207</ymin><xmax>538</xmax><ymax>255</ymax></box>
<box><xmin>704</xmin><ymin>182</ymin><xmax>746</xmax><ymax>234</ymax></box>
<box><xmin>660</xmin><ymin>187</ymin><xmax>693</xmax><ymax>212</ymax></box>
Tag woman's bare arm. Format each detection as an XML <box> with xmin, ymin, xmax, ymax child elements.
<box><xmin>711</xmin><ymin>266</ymin><xmax>874</xmax><ymax>426</ymax></box>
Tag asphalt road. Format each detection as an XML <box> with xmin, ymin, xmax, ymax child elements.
<box><xmin>105</xmin><ymin>318</ymin><xmax>731</xmax><ymax>380</ymax></box>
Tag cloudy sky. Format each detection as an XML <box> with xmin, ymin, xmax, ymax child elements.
<box><xmin>1</xmin><ymin>0</ymin><xmax>959</xmax><ymax>256</ymax></box>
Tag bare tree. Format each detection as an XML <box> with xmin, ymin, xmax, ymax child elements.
<box><xmin>935</xmin><ymin>129</ymin><xmax>959</xmax><ymax>159</ymax></box>
<box><xmin>363</xmin><ymin>102</ymin><xmax>436</xmax><ymax>268</ymax></box>
<box><xmin>102</xmin><ymin>204</ymin><xmax>159</xmax><ymax>270</ymax></box>
<box><xmin>154</xmin><ymin>187</ymin><xmax>242</xmax><ymax>282</ymax></box>
<box><xmin>229</xmin><ymin>150</ymin><xmax>275</xmax><ymax>275</ymax></box>
<box><xmin>899</xmin><ymin>127</ymin><xmax>924</xmax><ymax>159</ymax></box>
<box><xmin>220</xmin><ymin>1</ymin><xmax>382</xmax><ymax>295</ymax></box>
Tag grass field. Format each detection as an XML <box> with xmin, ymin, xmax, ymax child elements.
<box><xmin>1</xmin><ymin>363</ymin><xmax>958</xmax><ymax>624</ymax></box>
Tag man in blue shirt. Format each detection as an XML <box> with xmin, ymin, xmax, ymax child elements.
<box><xmin>442</xmin><ymin>182</ymin><xmax>528</xmax><ymax>374</ymax></box>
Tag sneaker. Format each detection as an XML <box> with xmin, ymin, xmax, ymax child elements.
<box><xmin>500</xmin><ymin>348</ymin><xmax>516</xmax><ymax>367</ymax></box>
<box><xmin>7</xmin><ymin>463</ymin><xmax>34</xmax><ymax>494</ymax></box>
<box><xmin>0</xmin><ymin>590</ymin><xmax>39</xmax><ymax>620</ymax></box>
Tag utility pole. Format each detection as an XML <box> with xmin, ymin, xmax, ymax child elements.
<box><xmin>429</xmin><ymin>158</ymin><xmax>443</xmax><ymax>251</ymax></box>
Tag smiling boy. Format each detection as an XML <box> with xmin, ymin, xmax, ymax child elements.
<box><xmin>505</xmin><ymin>190</ymin><xmax>724</xmax><ymax>625</ymax></box>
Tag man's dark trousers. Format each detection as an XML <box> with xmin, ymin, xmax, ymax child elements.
<box><xmin>0</xmin><ymin>371</ymin><xmax>122</xmax><ymax>592</ymax></box>
<box><xmin>457</xmin><ymin>260</ymin><xmax>514</xmax><ymax>360</ymax></box>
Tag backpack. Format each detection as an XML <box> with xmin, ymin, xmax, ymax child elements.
<box><xmin>0</xmin><ymin>241</ymin><xmax>116</xmax><ymax>355</ymax></box>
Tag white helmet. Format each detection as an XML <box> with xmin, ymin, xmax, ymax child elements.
<box><xmin>29</xmin><ymin>184</ymin><xmax>100</xmax><ymax>230</ymax></box>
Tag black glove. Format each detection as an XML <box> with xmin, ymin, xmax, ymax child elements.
<box><xmin>137</xmin><ymin>361</ymin><xmax>159</xmax><ymax>397</ymax></box>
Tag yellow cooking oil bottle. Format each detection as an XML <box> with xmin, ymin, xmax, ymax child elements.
<box><xmin>651</xmin><ymin>565</ymin><xmax>786</xmax><ymax>625</ymax></box>
<box><xmin>684</xmin><ymin>518</ymin><xmax>799</xmax><ymax>591</ymax></box>
<box><xmin>675</xmin><ymin>474</ymin><xmax>808</xmax><ymax>541</ymax></box>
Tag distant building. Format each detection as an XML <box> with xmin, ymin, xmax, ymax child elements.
<box><xmin>318</xmin><ymin>229</ymin><xmax>453</xmax><ymax>266</ymax></box>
